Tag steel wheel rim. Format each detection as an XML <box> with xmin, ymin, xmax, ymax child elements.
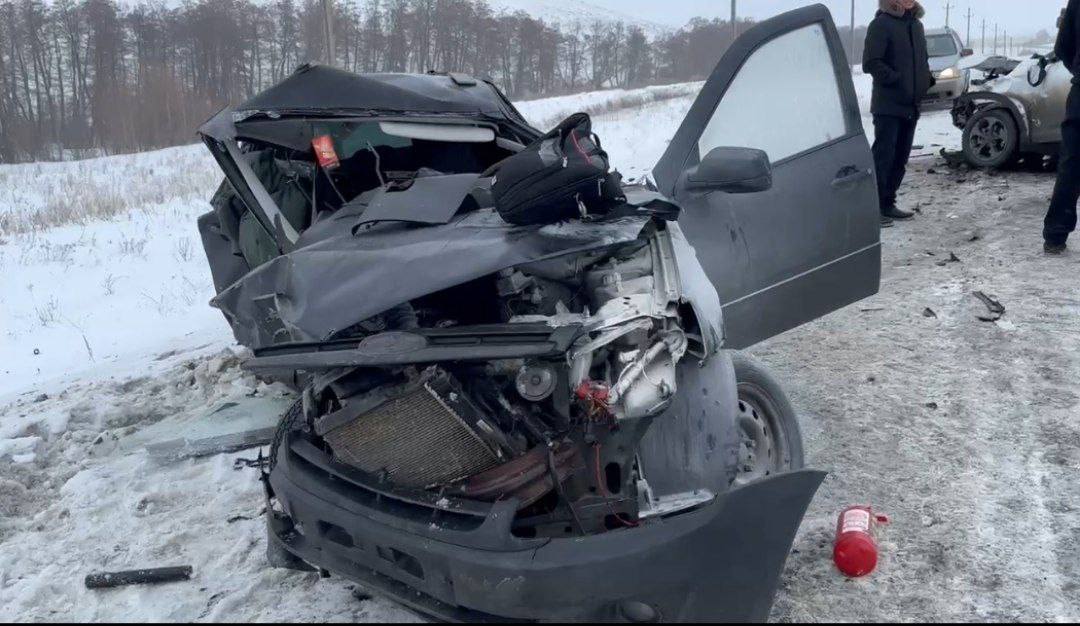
<box><xmin>733</xmin><ymin>385</ymin><xmax>790</xmax><ymax>486</ymax></box>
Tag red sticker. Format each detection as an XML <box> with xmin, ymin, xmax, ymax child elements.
<box><xmin>311</xmin><ymin>135</ymin><xmax>340</xmax><ymax>170</ymax></box>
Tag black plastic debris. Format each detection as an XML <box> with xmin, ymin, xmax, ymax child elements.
<box><xmin>233</xmin><ymin>453</ymin><xmax>268</xmax><ymax>471</ymax></box>
<box><xmin>923</xmin><ymin>307</ymin><xmax>938</xmax><ymax>318</ymax></box>
<box><xmin>85</xmin><ymin>566</ymin><xmax>193</xmax><ymax>589</ymax></box>
<box><xmin>936</xmin><ymin>252</ymin><xmax>961</xmax><ymax>266</ymax></box>
<box><xmin>972</xmin><ymin>291</ymin><xmax>1005</xmax><ymax>322</ymax></box>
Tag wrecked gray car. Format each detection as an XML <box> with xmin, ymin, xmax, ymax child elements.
<box><xmin>953</xmin><ymin>52</ymin><xmax>1072</xmax><ymax>168</ymax></box>
<box><xmin>197</xmin><ymin>5</ymin><xmax>880</xmax><ymax>622</ymax></box>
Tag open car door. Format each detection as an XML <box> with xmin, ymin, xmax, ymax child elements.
<box><xmin>654</xmin><ymin>4</ymin><xmax>880</xmax><ymax>349</ymax></box>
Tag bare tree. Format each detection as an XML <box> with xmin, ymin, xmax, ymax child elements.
<box><xmin>0</xmin><ymin>0</ymin><xmax>753</xmax><ymax>162</ymax></box>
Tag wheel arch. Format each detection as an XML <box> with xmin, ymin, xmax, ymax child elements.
<box><xmin>636</xmin><ymin>350</ymin><xmax>740</xmax><ymax>498</ymax></box>
<box><xmin>956</xmin><ymin>92</ymin><xmax>1031</xmax><ymax>148</ymax></box>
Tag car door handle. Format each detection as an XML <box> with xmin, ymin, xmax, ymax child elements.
<box><xmin>832</xmin><ymin>167</ymin><xmax>873</xmax><ymax>188</ymax></box>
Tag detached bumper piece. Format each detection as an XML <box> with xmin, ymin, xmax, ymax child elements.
<box><xmin>267</xmin><ymin>432</ymin><xmax>824</xmax><ymax>623</ymax></box>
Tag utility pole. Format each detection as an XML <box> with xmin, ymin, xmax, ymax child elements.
<box><xmin>731</xmin><ymin>0</ymin><xmax>737</xmax><ymax>41</ymax></box>
<box><xmin>981</xmin><ymin>18</ymin><xmax>986</xmax><ymax>53</ymax></box>
<box><xmin>322</xmin><ymin>0</ymin><xmax>335</xmax><ymax>66</ymax></box>
<box><xmin>850</xmin><ymin>0</ymin><xmax>856</xmax><ymax>66</ymax></box>
<box><xmin>965</xmin><ymin>6</ymin><xmax>973</xmax><ymax>46</ymax></box>
<box><xmin>993</xmin><ymin>23</ymin><xmax>998</xmax><ymax>55</ymax></box>
<box><xmin>944</xmin><ymin>0</ymin><xmax>954</xmax><ymax>28</ymax></box>
<box><xmin>1003</xmin><ymin>29</ymin><xmax>1008</xmax><ymax>56</ymax></box>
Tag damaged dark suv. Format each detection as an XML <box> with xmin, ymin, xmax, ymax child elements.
<box><xmin>197</xmin><ymin>5</ymin><xmax>881</xmax><ymax>622</ymax></box>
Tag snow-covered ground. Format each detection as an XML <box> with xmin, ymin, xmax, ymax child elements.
<box><xmin>5</xmin><ymin>70</ymin><xmax>1071</xmax><ymax>621</ymax></box>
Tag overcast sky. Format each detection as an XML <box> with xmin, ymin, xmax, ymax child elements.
<box><xmin>591</xmin><ymin>0</ymin><xmax>1066</xmax><ymax>39</ymax></box>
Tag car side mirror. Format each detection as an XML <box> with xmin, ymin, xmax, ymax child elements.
<box><xmin>684</xmin><ymin>147</ymin><xmax>772</xmax><ymax>194</ymax></box>
<box><xmin>961</xmin><ymin>48</ymin><xmax>974</xmax><ymax>57</ymax></box>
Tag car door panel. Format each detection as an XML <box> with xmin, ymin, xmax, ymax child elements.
<box><xmin>1030</xmin><ymin>62</ymin><xmax>1073</xmax><ymax>144</ymax></box>
<box><xmin>654</xmin><ymin>4</ymin><xmax>880</xmax><ymax>349</ymax></box>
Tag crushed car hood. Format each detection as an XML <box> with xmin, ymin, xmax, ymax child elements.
<box><xmin>219</xmin><ymin>64</ymin><xmax>535</xmax><ymax>134</ymax></box>
<box><xmin>212</xmin><ymin>208</ymin><xmax>656</xmax><ymax>348</ymax></box>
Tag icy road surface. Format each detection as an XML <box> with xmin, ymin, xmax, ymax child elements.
<box><xmin>5</xmin><ymin>77</ymin><xmax>1076</xmax><ymax>621</ymax></box>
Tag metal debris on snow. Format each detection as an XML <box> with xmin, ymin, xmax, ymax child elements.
<box><xmin>972</xmin><ymin>291</ymin><xmax>1005</xmax><ymax>322</ymax></box>
<box><xmin>85</xmin><ymin>566</ymin><xmax>194</xmax><ymax>589</ymax></box>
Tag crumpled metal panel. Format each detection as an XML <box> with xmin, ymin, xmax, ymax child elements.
<box><xmin>211</xmin><ymin>208</ymin><xmax>653</xmax><ymax>349</ymax></box>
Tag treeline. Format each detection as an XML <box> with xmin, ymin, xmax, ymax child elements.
<box><xmin>0</xmin><ymin>0</ymin><xmax>763</xmax><ymax>163</ymax></box>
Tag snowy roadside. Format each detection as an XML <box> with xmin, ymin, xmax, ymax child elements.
<box><xmin>767</xmin><ymin>157</ymin><xmax>1080</xmax><ymax>621</ymax></box>
<box><xmin>0</xmin><ymin>346</ymin><xmax>421</xmax><ymax>622</ymax></box>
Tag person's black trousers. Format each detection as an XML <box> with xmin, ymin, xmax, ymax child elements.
<box><xmin>871</xmin><ymin>114</ymin><xmax>919</xmax><ymax>213</ymax></box>
<box><xmin>1044</xmin><ymin>86</ymin><xmax>1080</xmax><ymax>246</ymax></box>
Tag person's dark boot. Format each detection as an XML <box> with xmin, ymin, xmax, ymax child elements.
<box><xmin>880</xmin><ymin>214</ymin><xmax>894</xmax><ymax>228</ymax></box>
<box><xmin>1044</xmin><ymin>241</ymin><xmax>1067</xmax><ymax>255</ymax></box>
<box><xmin>882</xmin><ymin>205</ymin><xmax>915</xmax><ymax>220</ymax></box>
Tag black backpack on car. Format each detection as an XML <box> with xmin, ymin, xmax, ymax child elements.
<box><xmin>492</xmin><ymin>112</ymin><xmax>623</xmax><ymax>225</ymax></box>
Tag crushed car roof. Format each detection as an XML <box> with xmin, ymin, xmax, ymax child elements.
<box><xmin>234</xmin><ymin>64</ymin><xmax>522</xmax><ymax>120</ymax></box>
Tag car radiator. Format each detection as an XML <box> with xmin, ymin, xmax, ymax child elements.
<box><xmin>321</xmin><ymin>369</ymin><xmax>503</xmax><ymax>489</ymax></box>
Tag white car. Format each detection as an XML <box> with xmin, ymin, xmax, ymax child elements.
<box><xmin>922</xmin><ymin>27</ymin><xmax>974</xmax><ymax>109</ymax></box>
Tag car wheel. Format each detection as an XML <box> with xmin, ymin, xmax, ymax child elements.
<box><xmin>963</xmin><ymin>108</ymin><xmax>1019</xmax><ymax>169</ymax></box>
<box><xmin>731</xmin><ymin>351</ymin><xmax>805</xmax><ymax>487</ymax></box>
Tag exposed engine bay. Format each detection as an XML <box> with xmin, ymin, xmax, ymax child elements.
<box><xmin>285</xmin><ymin>227</ymin><xmax>702</xmax><ymax>537</ymax></box>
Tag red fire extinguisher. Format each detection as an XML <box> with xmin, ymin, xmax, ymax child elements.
<box><xmin>833</xmin><ymin>506</ymin><xmax>889</xmax><ymax>578</ymax></box>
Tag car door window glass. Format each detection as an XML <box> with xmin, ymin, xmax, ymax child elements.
<box><xmin>698</xmin><ymin>24</ymin><xmax>847</xmax><ymax>164</ymax></box>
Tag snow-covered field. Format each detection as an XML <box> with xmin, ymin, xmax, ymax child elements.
<box><xmin>5</xmin><ymin>71</ymin><xmax>1073</xmax><ymax>622</ymax></box>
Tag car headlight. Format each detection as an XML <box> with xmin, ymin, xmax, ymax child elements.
<box><xmin>938</xmin><ymin>67</ymin><xmax>960</xmax><ymax>80</ymax></box>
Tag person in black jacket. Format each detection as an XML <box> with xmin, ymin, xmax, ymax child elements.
<box><xmin>863</xmin><ymin>0</ymin><xmax>934</xmax><ymax>227</ymax></box>
<box><xmin>1043</xmin><ymin>0</ymin><xmax>1080</xmax><ymax>254</ymax></box>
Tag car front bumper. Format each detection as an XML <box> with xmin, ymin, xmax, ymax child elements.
<box><xmin>266</xmin><ymin>431</ymin><xmax>825</xmax><ymax>622</ymax></box>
